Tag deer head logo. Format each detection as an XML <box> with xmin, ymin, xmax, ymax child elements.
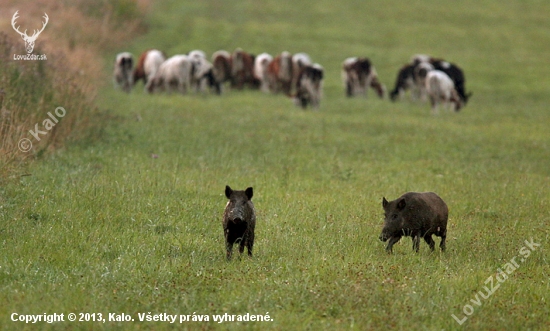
<box><xmin>11</xmin><ymin>10</ymin><xmax>49</xmax><ymax>54</ymax></box>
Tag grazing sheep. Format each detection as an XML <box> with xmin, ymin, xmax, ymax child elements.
<box><xmin>267</xmin><ymin>51</ymin><xmax>294</xmax><ymax>95</ymax></box>
<box><xmin>425</xmin><ymin>70</ymin><xmax>463</xmax><ymax>114</ymax></box>
<box><xmin>291</xmin><ymin>52</ymin><xmax>312</xmax><ymax>94</ymax></box>
<box><xmin>211</xmin><ymin>50</ymin><xmax>232</xmax><ymax>94</ymax></box>
<box><xmin>431</xmin><ymin>59</ymin><xmax>472</xmax><ymax>105</ymax></box>
<box><xmin>231</xmin><ymin>48</ymin><xmax>259</xmax><ymax>90</ymax></box>
<box><xmin>391</xmin><ymin>55</ymin><xmax>472</xmax><ymax>106</ymax></box>
<box><xmin>254</xmin><ymin>53</ymin><xmax>273</xmax><ymax>93</ymax></box>
<box><xmin>188</xmin><ymin>50</ymin><xmax>217</xmax><ymax>94</ymax></box>
<box><xmin>413</xmin><ymin>61</ymin><xmax>435</xmax><ymax>102</ymax></box>
<box><xmin>147</xmin><ymin>55</ymin><xmax>193</xmax><ymax>94</ymax></box>
<box><xmin>342</xmin><ymin>57</ymin><xmax>385</xmax><ymax>98</ymax></box>
<box><xmin>294</xmin><ymin>63</ymin><xmax>324</xmax><ymax>110</ymax></box>
<box><xmin>389</xmin><ymin>63</ymin><xmax>417</xmax><ymax>101</ymax></box>
<box><xmin>113</xmin><ymin>52</ymin><xmax>134</xmax><ymax>93</ymax></box>
<box><xmin>133</xmin><ymin>49</ymin><xmax>166</xmax><ymax>92</ymax></box>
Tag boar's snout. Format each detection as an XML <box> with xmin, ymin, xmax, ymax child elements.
<box><xmin>379</xmin><ymin>233</ymin><xmax>388</xmax><ymax>242</ymax></box>
<box><xmin>227</xmin><ymin>208</ymin><xmax>245</xmax><ymax>223</ymax></box>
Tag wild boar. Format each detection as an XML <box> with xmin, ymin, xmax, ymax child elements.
<box><xmin>379</xmin><ymin>192</ymin><xmax>448</xmax><ymax>253</ymax></box>
<box><xmin>222</xmin><ymin>185</ymin><xmax>256</xmax><ymax>260</ymax></box>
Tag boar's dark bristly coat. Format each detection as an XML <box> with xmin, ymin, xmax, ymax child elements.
<box><xmin>222</xmin><ymin>185</ymin><xmax>256</xmax><ymax>260</ymax></box>
<box><xmin>379</xmin><ymin>192</ymin><xmax>448</xmax><ymax>253</ymax></box>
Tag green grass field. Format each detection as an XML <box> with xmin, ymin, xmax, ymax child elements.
<box><xmin>1</xmin><ymin>0</ymin><xmax>549</xmax><ymax>330</ymax></box>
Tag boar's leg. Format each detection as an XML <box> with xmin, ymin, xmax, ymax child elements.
<box><xmin>386</xmin><ymin>236</ymin><xmax>401</xmax><ymax>253</ymax></box>
<box><xmin>412</xmin><ymin>235</ymin><xmax>421</xmax><ymax>252</ymax></box>
<box><xmin>246</xmin><ymin>232</ymin><xmax>254</xmax><ymax>257</ymax></box>
<box><xmin>423</xmin><ymin>235</ymin><xmax>435</xmax><ymax>251</ymax></box>
<box><xmin>440</xmin><ymin>234</ymin><xmax>446</xmax><ymax>252</ymax></box>
<box><xmin>238</xmin><ymin>237</ymin><xmax>246</xmax><ymax>255</ymax></box>
<box><xmin>245</xmin><ymin>241</ymin><xmax>253</xmax><ymax>257</ymax></box>
<box><xmin>226</xmin><ymin>241</ymin><xmax>234</xmax><ymax>260</ymax></box>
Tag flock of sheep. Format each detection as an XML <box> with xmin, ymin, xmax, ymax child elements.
<box><xmin>113</xmin><ymin>49</ymin><xmax>471</xmax><ymax>113</ymax></box>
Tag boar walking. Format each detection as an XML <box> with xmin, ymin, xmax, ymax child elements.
<box><xmin>222</xmin><ymin>185</ymin><xmax>256</xmax><ymax>260</ymax></box>
<box><xmin>379</xmin><ymin>192</ymin><xmax>448</xmax><ymax>253</ymax></box>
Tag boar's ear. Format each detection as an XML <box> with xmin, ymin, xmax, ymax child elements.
<box><xmin>225</xmin><ymin>185</ymin><xmax>233</xmax><ymax>199</ymax></box>
<box><xmin>245</xmin><ymin>187</ymin><xmax>253</xmax><ymax>200</ymax></box>
<box><xmin>397</xmin><ymin>198</ymin><xmax>406</xmax><ymax>210</ymax></box>
<box><xmin>382</xmin><ymin>197</ymin><xmax>389</xmax><ymax>208</ymax></box>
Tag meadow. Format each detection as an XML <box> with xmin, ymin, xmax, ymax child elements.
<box><xmin>1</xmin><ymin>0</ymin><xmax>549</xmax><ymax>330</ymax></box>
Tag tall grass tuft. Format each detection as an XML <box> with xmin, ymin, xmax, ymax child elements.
<box><xmin>0</xmin><ymin>33</ymin><xmax>94</xmax><ymax>173</ymax></box>
<box><xmin>0</xmin><ymin>0</ymin><xmax>151</xmax><ymax>178</ymax></box>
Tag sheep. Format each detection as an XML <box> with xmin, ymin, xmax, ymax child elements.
<box><xmin>425</xmin><ymin>70</ymin><xmax>463</xmax><ymax>114</ymax></box>
<box><xmin>113</xmin><ymin>52</ymin><xmax>134</xmax><ymax>93</ymax></box>
<box><xmin>147</xmin><ymin>55</ymin><xmax>193</xmax><ymax>94</ymax></box>
<box><xmin>133</xmin><ymin>49</ymin><xmax>166</xmax><ymax>92</ymax></box>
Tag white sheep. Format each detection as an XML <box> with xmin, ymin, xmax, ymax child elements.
<box><xmin>425</xmin><ymin>70</ymin><xmax>463</xmax><ymax>114</ymax></box>
<box><xmin>113</xmin><ymin>52</ymin><xmax>134</xmax><ymax>93</ymax></box>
